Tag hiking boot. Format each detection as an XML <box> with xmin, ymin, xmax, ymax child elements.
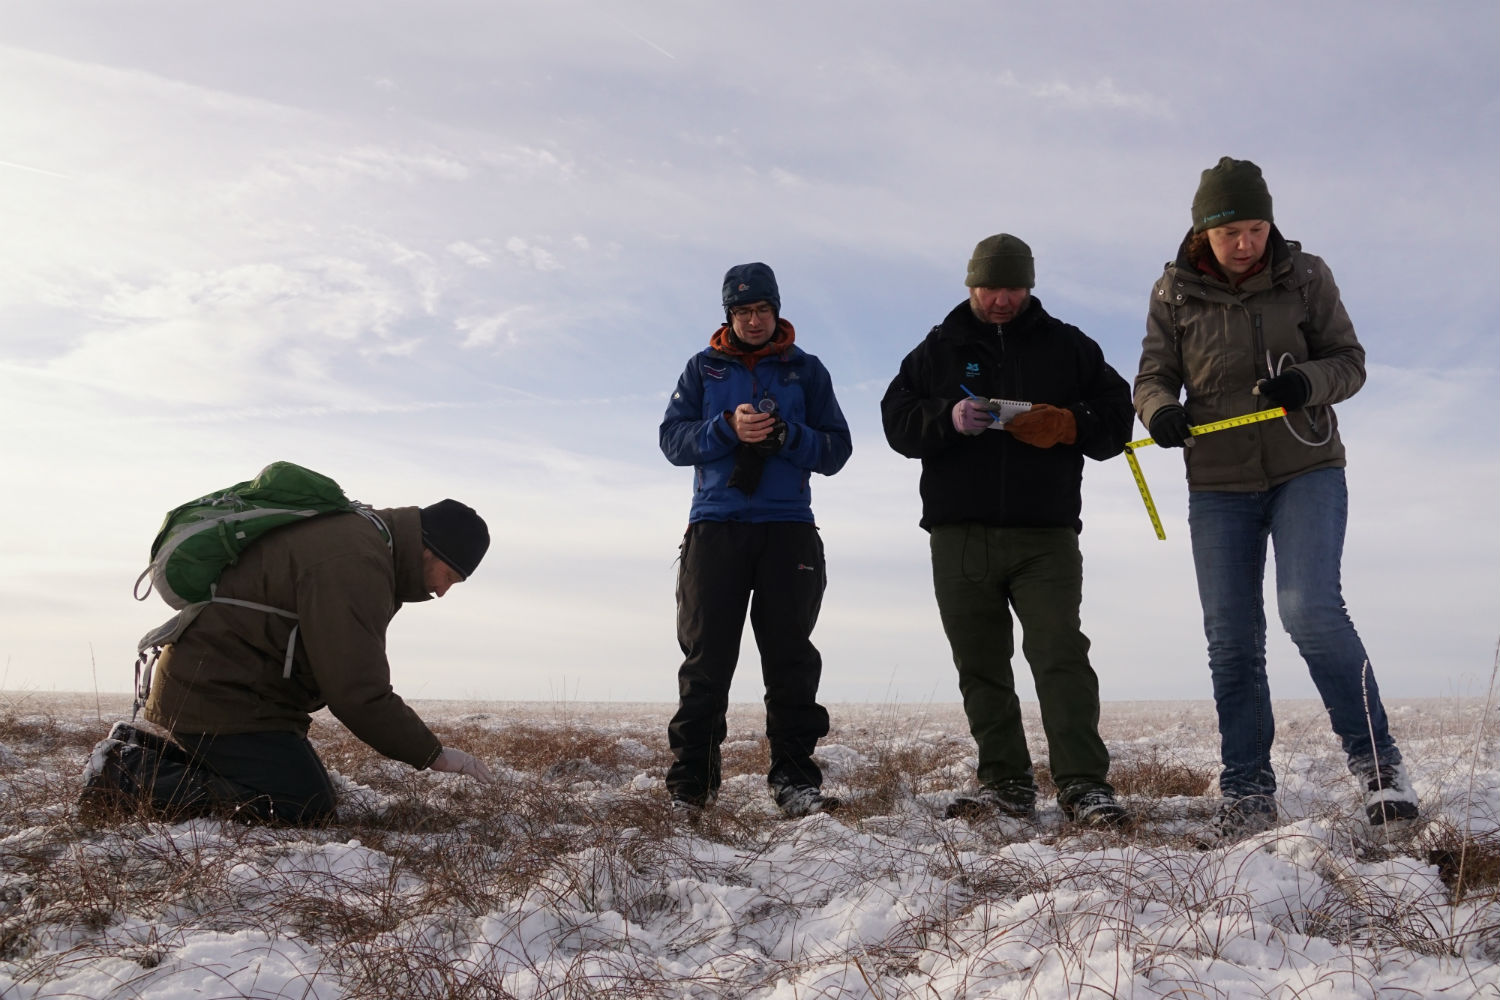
<box><xmin>1364</xmin><ymin>762</ymin><xmax>1419</xmax><ymax>827</ymax></box>
<box><xmin>668</xmin><ymin>788</ymin><xmax>716</xmax><ymax>818</ymax></box>
<box><xmin>945</xmin><ymin>782</ymin><xmax>1037</xmax><ymax>821</ymax></box>
<box><xmin>1060</xmin><ymin>787</ymin><xmax>1130</xmax><ymax>828</ymax></box>
<box><xmin>1196</xmin><ymin>795</ymin><xmax>1279</xmax><ymax>849</ymax></box>
<box><xmin>78</xmin><ymin>733</ymin><xmax>140</xmax><ymax>823</ymax></box>
<box><xmin>772</xmin><ymin>783</ymin><xmax>840</xmax><ymax>818</ymax></box>
<box><xmin>78</xmin><ymin>723</ymin><xmax>182</xmax><ymax>824</ymax></box>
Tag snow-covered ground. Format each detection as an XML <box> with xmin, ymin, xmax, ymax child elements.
<box><xmin>2</xmin><ymin>693</ymin><xmax>1498</xmax><ymax>999</ymax></box>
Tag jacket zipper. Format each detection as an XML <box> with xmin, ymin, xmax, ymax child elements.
<box><xmin>1252</xmin><ymin>311</ymin><xmax>1267</xmax><ymax>382</ymax></box>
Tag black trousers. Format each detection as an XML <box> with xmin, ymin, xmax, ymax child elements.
<box><xmin>142</xmin><ymin>729</ymin><xmax>338</xmax><ymax>824</ymax></box>
<box><xmin>666</xmin><ymin>521</ymin><xmax>830</xmax><ymax>800</ymax></box>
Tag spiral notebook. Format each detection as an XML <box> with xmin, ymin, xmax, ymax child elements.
<box><xmin>983</xmin><ymin>398</ymin><xmax>1032</xmax><ymax>428</ymax></box>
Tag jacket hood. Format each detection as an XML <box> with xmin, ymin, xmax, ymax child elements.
<box><xmin>379</xmin><ymin>506</ymin><xmax>433</xmax><ymax>605</ymax></box>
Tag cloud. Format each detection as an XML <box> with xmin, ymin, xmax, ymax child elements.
<box><xmin>504</xmin><ymin>238</ymin><xmax>563</xmax><ymax>272</ymax></box>
<box><xmin>0</xmin><ymin>4</ymin><xmax>1495</xmax><ymax>703</ymax></box>
<box><xmin>447</xmin><ymin>241</ymin><xmax>493</xmax><ymax>267</ymax></box>
<box><xmin>456</xmin><ymin>308</ymin><xmax>536</xmax><ymax>349</ymax></box>
<box><xmin>1008</xmin><ymin>71</ymin><xmax>1172</xmax><ymax>117</ymax></box>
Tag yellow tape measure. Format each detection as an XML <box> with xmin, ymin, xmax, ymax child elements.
<box><xmin>1124</xmin><ymin>407</ymin><xmax>1287</xmax><ymax>540</ymax></box>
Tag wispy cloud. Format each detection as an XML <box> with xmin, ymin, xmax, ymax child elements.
<box><xmin>0</xmin><ymin>4</ymin><xmax>1494</xmax><ymax>701</ymax></box>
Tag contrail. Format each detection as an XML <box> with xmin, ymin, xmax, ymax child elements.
<box><xmin>627</xmin><ymin>29</ymin><xmax>677</xmax><ymax>61</ymax></box>
<box><xmin>0</xmin><ymin>158</ymin><xmax>72</xmax><ymax>180</ymax></box>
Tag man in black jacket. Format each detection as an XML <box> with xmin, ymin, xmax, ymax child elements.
<box><xmin>881</xmin><ymin>233</ymin><xmax>1132</xmax><ymax>827</ymax></box>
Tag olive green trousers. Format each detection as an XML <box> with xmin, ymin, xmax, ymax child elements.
<box><xmin>930</xmin><ymin>524</ymin><xmax>1112</xmax><ymax>800</ymax></box>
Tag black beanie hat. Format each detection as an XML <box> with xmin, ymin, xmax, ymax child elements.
<box><xmin>419</xmin><ymin>499</ymin><xmax>489</xmax><ymax>579</ymax></box>
<box><xmin>721</xmin><ymin>262</ymin><xmax>780</xmax><ymax>318</ymax></box>
<box><xmin>966</xmin><ymin>234</ymin><xmax>1035</xmax><ymax>289</ymax></box>
<box><xmin>1192</xmin><ymin>156</ymin><xmax>1274</xmax><ymax>233</ymax></box>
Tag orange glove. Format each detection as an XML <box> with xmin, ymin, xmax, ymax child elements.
<box><xmin>1005</xmin><ymin>403</ymin><xmax>1076</xmax><ymax>448</ymax></box>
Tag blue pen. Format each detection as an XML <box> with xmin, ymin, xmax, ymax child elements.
<box><xmin>959</xmin><ymin>385</ymin><xmax>996</xmax><ymax>410</ymax></box>
<box><xmin>958</xmin><ymin>384</ymin><xmax>997</xmax><ymax>428</ymax></box>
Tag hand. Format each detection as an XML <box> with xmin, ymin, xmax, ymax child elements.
<box><xmin>1254</xmin><ymin>369</ymin><xmax>1310</xmax><ymax>411</ymax></box>
<box><xmin>951</xmin><ymin>398</ymin><xmax>995</xmax><ymax>435</ymax></box>
<box><xmin>430</xmin><ymin>746</ymin><xmax>495</xmax><ymax>784</ymax></box>
<box><xmin>730</xmin><ymin>403</ymin><xmax>776</xmax><ymax>443</ymax></box>
<box><xmin>1005</xmin><ymin>403</ymin><xmax>1076</xmax><ymax>448</ymax></box>
<box><xmin>751</xmin><ymin>416</ymin><xmax>787</xmax><ymax>456</ymax></box>
<box><xmin>1148</xmin><ymin>404</ymin><xmax>1194</xmax><ymax>448</ymax></box>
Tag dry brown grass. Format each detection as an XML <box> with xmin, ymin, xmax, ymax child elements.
<box><xmin>2</xmin><ymin>696</ymin><xmax>1498</xmax><ymax>997</ymax></box>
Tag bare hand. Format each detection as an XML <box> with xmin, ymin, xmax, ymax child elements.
<box><xmin>731</xmin><ymin>403</ymin><xmax>776</xmax><ymax>443</ymax></box>
<box><xmin>951</xmin><ymin>398</ymin><xmax>995</xmax><ymax>435</ymax></box>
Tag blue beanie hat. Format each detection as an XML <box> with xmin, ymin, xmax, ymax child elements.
<box><xmin>721</xmin><ymin>262</ymin><xmax>780</xmax><ymax>318</ymax></box>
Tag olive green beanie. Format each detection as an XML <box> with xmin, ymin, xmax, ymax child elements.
<box><xmin>965</xmin><ymin>233</ymin><xmax>1035</xmax><ymax>289</ymax></box>
<box><xmin>1192</xmin><ymin>156</ymin><xmax>1273</xmax><ymax>233</ymax></box>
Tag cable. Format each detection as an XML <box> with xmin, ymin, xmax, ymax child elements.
<box><xmin>1264</xmin><ymin>350</ymin><xmax>1334</xmax><ymax>448</ymax></box>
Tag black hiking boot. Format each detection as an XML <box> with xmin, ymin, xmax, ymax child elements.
<box><xmin>945</xmin><ymin>782</ymin><xmax>1038</xmax><ymax>821</ymax></box>
<box><xmin>1195</xmin><ymin>795</ymin><xmax>1279</xmax><ymax>850</ymax></box>
<box><xmin>1363</xmin><ymin>762</ymin><xmax>1419</xmax><ymax>828</ymax></box>
<box><xmin>1060</xmin><ymin>787</ymin><xmax>1130</xmax><ymax>828</ymax></box>
<box><xmin>772</xmin><ymin>783</ymin><xmax>841</xmax><ymax>818</ymax></box>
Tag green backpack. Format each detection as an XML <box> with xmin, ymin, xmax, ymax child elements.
<box><xmin>132</xmin><ymin>461</ymin><xmax>389</xmax><ymax>716</ymax></box>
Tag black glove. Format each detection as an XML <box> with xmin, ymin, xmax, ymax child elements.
<box><xmin>1148</xmin><ymin>404</ymin><xmax>1193</xmax><ymax>448</ymax></box>
<box><xmin>752</xmin><ymin>417</ymin><xmax>787</xmax><ymax>457</ymax></box>
<box><xmin>727</xmin><ymin>418</ymin><xmax>787</xmax><ymax>495</ymax></box>
<box><xmin>1256</xmin><ymin>369</ymin><xmax>1310</xmax><ymax>412</ymax></box>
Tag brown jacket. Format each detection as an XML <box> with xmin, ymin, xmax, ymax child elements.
<box><xmin>1134</xmin><ymin>228</ymin><xmax>1365</xmax><ymax>491</ymax></box>
<box><xmin>144</xmin><ymin>506</ymin><xmax>442</xmax><ymax>769</ymax></box>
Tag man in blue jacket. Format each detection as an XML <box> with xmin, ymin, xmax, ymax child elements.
<box><xmin>659</xmin><ymin>262</ymin><xmax>852</xmax><ymax>817</ymax></box>
<box><xmin>881</xmin><ymin>234</ymin><xmax>1132</xmax><ymax>828</ymax></box>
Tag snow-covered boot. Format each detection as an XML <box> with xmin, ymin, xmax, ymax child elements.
<box><xmin>945</xmin><ymin>781</ymin><xmax>1038</xmax><ymax>821</ymax></box>
<box><xmin>772</xmin><ymin>783</ymin><xmax>840</xmax><ymax>818</ymax></box>
<box><xmin>1364</xmin><ymin>762</ymin><xmax>1419</xmax><ymax>827</ymax></box>
<box><xmin>1195</xmin><ymin>795</ymin><xmax>1279</xmax><ymax>849</ymax></box>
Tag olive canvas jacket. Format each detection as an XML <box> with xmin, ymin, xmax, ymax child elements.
<box><xmin>1134</xmin><ymin>227</ymin><xmax>1365</xmax><ymax>492</ymax></box>
<box><xmin>144</xmin><ymin>506</ymin><xmax>442</xmax><ymax>769</ymax></box>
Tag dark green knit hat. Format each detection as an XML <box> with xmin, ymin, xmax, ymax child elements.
<box><xmin>1192</xmin><ymin>156</ymin><xmax>1273</xmax><ymax>233</ymax></box>
<box><xmin>965</xmin><ymin>233</ymin><xmax>1034</xmax><ymax>288</ymax></box>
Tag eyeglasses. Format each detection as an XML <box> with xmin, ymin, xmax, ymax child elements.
<box><xmin>729</xmin><ymin>304</ymin><xmax>774</xmax><ymax>320</ymax></box>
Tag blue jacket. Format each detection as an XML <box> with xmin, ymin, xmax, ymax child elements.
<box><xmin>660</xmin><ymin>326</ymin><xmax>852</xmax><ymax>524</ymax></box>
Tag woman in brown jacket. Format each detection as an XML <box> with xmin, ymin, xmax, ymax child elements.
<box><xmin>1134</xmin><ymin>157</ymin><xmax>1417</xmax><ymax>844</ymax></box>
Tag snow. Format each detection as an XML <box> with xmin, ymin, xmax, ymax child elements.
<box><xmin>2</xmin><ymin>694</ymin><xmax>1498</xmax><ymax>998</ymax></box>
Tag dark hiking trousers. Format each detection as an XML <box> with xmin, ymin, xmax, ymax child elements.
<box><xmin>930</xmin><ymin>524</ymin><xmax>1112</xmax><ymax>801</ymax></box>
<box><xmin>667</xmin><ymin>520</ymin><xmax>830</xmax><ymax>801</ymax></box>
<box><xmin>143</xmin><ymin>730</ymin><xmax>338</xmax><ymax>824</ymax></box>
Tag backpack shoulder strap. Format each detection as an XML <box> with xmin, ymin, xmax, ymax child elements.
<box><xmin>132</xmin><ymin>594</ymin><xmax>301</xmax><ymax>720</ymax></box>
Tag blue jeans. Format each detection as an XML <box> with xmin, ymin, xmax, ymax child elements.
<box><xmin>1188</xmin><ymin>468</ymin><xmax>1400</xmax><ymax>799</ymax></box>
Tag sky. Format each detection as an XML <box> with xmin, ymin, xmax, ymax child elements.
<box><xmin>1</xmin><ymin>1</ymin><xmax>1496</xmax><ymax>708</ymax></box>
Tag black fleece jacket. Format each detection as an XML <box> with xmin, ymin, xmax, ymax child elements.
<box><xmin>881</xmin><ymin>295</ymin><xmax>1131</xmax><ymax>532</ymax></box>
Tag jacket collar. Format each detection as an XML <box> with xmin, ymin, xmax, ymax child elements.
<box><xmin>379</xmin><ymin>506</ymin><xmax>433</xmax><ymax>605</ymax></box>
<box><xmin>1172</xmin><ymin>224</ymin><xmax>1295</xmax><ymax>293</ymax></box>
<box><xmin>707</xmin><ymin>318</ymin><xmax>800</xmax><ymax>367</ymax></box>
<box><xmin>940</xmin><ymin>293</ymin><xmax>1046</xmax><ymax>342</ymax></box>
